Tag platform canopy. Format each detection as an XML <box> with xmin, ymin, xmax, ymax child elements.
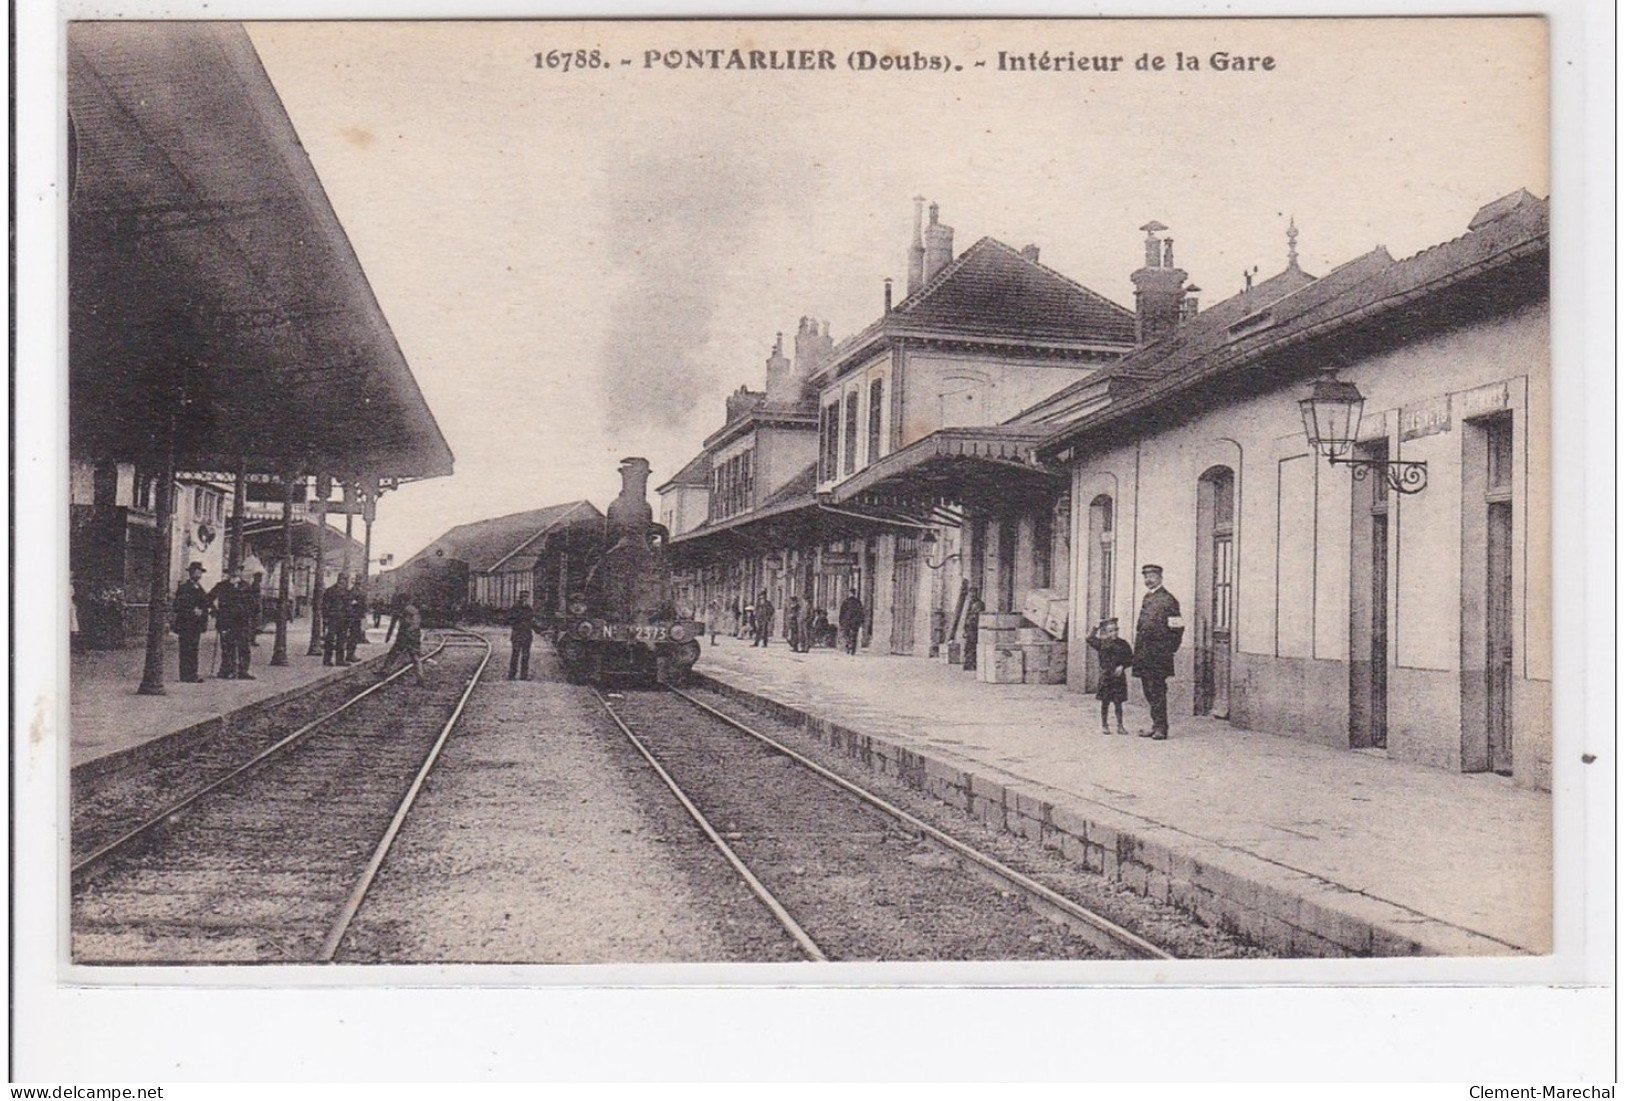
<box><xmin>827</xmin><ymin>425</ymin><xmax>1063</xmax><ymax>523</ymax></box>
<box><xmin>68</xmin><ymin>22</ymin><xmax>454</xmax><ymax>482</ymax></box>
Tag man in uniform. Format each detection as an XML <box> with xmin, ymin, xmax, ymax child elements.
<box><xmin>172</xmin><ymin>562</ymin><xmax>212</xmax><ymax>682</ymax></box>
<box><xmin>507</xmin><ymin>591</ymin><xmax>541</xmax><ymax>680</ymax></box>
<box><xmin>1132</xmin><ymin>564</ymin><xmax>1184</xmax><ymax>740</ymax></box>
<box><xmin>838</xmin><ymin>589</ymin><xmax>866</xmax><ymax>655</ymax></box>
<box><xmin>344</xmin><ymin>580</ymin><xmax>369</xmax><ymax>663</ymax></box>
<box><xmin>752</xmin><ymin>589</ymin><xmax>775</xmax><ymax>648</ymax></box>
<box><xmin>322</xmin><ymin>573</ymin><xmax>353</xmax><ymax>666</ymax></box>
<box><xmin>211</xmin><ymin>566</ymin><xmax>256</xmax><ymax>679</ymax></box>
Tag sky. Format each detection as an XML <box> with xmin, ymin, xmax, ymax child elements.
<box><xmin>245</xmin><ymin>17</ymin><xmax>1549</xmax><ymax>565</ymax></box>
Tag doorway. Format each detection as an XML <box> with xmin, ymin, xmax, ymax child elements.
<box><xmin>890</xmin><ymin>535</ymin><xmax>920</xmax><ymax>654</ymax></box>
<box><xmin>1483</xmin><ymin>415</ymin><xmax>1514</xmax><ymax>774</ymax></box>
<box><xmin>1084</xmin><ymin>494</ymin><xmax>1115</xmax><ymax>692</ymax></box>
<box><xmin>1194</xmin><ymin>467</ymin><xmax>1235</xmax><ymax>717</ymax></box>
<box><xmin>1348</xmin><ymin>439</ymin><xmax>1390</xmax><ymax>749</ymax></box>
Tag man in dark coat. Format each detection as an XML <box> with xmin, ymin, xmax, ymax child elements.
<box><xmin>211</xmin><ymin>567</ymin><xmax>257</xmax><ymax>679</ymax></box>
<box><xmin>838</xmin><ymin>590</ymin><xmax>865</xmax><ymax>655</ymax></box>
<box><xmin>171</xmin><ymin>562</ymin><xmax>211</xmax><ymax>682</ymax></box>
<box><xmin>507</xmin><ymin>592</ymin><xmax>542</xmax><ymax>680</ymax></box>
<box><xmin>322</xmin><ymin>574</ymin><xmax>353</xmax><ymax>666</ymax></box>
<box><xmin>752</xmin><ymin>590</ymin><xmax>775</xmax><ymax>647</ymax></box>
<box><xmin>961</xmin><ymin>587</ymin><xmax>985</xmax><ymax>672</ymax></box>
<box><xmin>1132</xmin><ymin>564</ymin><xmax>1185</xmax><ymax>740</ymax></box>
<box><xmin>344</xmin><ymin>581</ymin><xmax>369</xmax><ymax>662</ymax></box>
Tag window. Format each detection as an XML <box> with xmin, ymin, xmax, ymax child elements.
<box><xmin>821</xmin><ymin>401</ymin><xmax>840</xmax><ymax>482</ymax></box>
<box><xmin>1033</xmin><ymin>502</ymin><xmax>1054</xmax><ymax>590</ymax></box>
<box><xmin>843</xmin><ymin>391</ymin><xmax>859</xmax><ymax>476</ymax></box>
<box><xmin>1486</xmin><ymin>415</ymin><xmax>1514</xmax><ymax>495</ymax></box>
<box><xmin>867</xmin><ymin>378</ymin><xmax>885</xmax><ymax>465</ymax></box>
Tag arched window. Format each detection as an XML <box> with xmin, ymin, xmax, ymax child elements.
<box><xmin>1083</xmin><ymin>494</ymin><xmax>1115</xmax><ymax>691</ymax></box>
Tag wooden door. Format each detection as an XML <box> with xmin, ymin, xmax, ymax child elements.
<box><xmin>890</xmin><ymin>536</ymin><xmax>920</xmax><ymax>654</ymax></box>
<box><xmin>1486</xmin><ymin>500</ymin><xmax>1514</xmax><ymax>774</ymax></box>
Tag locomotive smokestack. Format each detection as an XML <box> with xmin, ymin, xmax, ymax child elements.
<box><xmin>608</xmin><ymin>456</ymin><xmax>655</xmax><ymax>539</ymax></box>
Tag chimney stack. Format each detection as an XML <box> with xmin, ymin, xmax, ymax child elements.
<box><xmin>923</xmin><ymin>201</ymin><xmax>955</xmax><ymax>283</ymax></box>
<box><xmin>1130</xmin><ymin>220</ymin><xmax>1189</xmax><ymax>347</ymax></box>
<box><xmin>883</xmin><ymin>277</ymin><xmax>893</xmax><ymax>312</ymax></box>
<box><xmin>907</xmin><ymin>196</ymin><xmax>926</xmax><ymax>294</ymax></box>
<box><xmin>1020</xmin><ymin>244</ymin><xmax>1041</xmax><ymax>263</ymax></box>
<box><xmin>763</xmin><ymin>331</ymin><xmax>794</xmax><ymax>402</ymax></box>
<box><xmin>787</xmin><ymin>316</ymin><xmax>834</xmax><ymax>401</ymax></box>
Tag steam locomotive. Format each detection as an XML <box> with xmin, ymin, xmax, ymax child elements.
<box><xmin>554</xmin><ymin>457</ymin><xmax>703</xmax><ymax>686</ymax></box>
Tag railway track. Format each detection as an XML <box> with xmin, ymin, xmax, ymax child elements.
<box><xmin>71</xmin><ymin>630</ymin><xmax>492</xmax><ymax>964</ymax></box>
<box><xmin>593</xmin><ymin>684</ymin><xmax>1175</xmax><ymax>963</ymax></box>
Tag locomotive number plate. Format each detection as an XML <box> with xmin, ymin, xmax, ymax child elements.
<box><xmin>631</xmin><ymin>625</ymin><xmax>669</xmax><ymax>641</ymax></box>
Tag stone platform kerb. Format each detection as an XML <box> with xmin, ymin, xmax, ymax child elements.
<box><xmin>691</xmin><ymin>637</ymin><xmax>1551</xmax><ymax>958</ymax></box>
<box><xmin>70</xmin><ymin>625</ymin><xmax>393</xmax><ymax>774</ymax></box>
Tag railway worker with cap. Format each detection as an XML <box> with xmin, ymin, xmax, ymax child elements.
<box><xmin>506</xmin><ymin>592</ymin><xmax>543</xmax><ymax>680</ymax></box>
<box><xmin>171</xmin><ymin>562</ymin><xmax>212</xmax><ymax>682</ymax></box>
<box><xmin>322</xmin><ymin>573</ymin><xmax>353</xmax><ymax>666</ymax></box>
<box><xmin>379</xmin><ymin>598</ymin><xmax>428</xmax><ymax>687</ymax></box>
<box><xmin>752</xmin><ymin>590</ymin><xmax>775</xmax><ymax>648</ymax></box>
<box><xmin>838</xmin><ymin>589</ymin><xmax>866</xmax><ymax>655</ymax></box>
<box><xmin>1132</xmin><ymin>564</ymin><xmax>1185</xmax><ymax>741</ymax></box>
<box><xmin>785</xmin><ymin>595</ymin><xmax>804</xmax><ymax>653</ymax></box>
<box><xmin>344</xmin><ymin>580</ymin><xmax>368</xmax><ymax>663</ymax></box>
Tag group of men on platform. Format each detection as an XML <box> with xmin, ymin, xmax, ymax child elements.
<box><xmin>171</xmin><ymin>562</ymin><xmax>373</xmax><ymax>681</ymax></box>
<box><xmin>319</xmin><ymin>573</ymin><xmax>371</xmax><ymax>667</ymax></box>
<box><xmin>170</xmin><ymin>561</ymin><xmax>264</xmax><ymax>681</ymax></box>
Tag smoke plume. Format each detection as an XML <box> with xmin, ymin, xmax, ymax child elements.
<box><xmin>598</xmin><ymin>137</ymin><xmax>768</xmax><ymax>435</ymax></box>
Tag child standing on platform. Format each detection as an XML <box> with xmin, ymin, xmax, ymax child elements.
<box><xmin>1087</xmin><ymin>618</ymin><xmax>1134</xmax><ymax>736</ymax></box>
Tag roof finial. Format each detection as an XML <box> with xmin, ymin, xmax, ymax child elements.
<box><xmin>1287</xmin><ymin>216</ymin><xmax>1300</xmax><ymax>270</ymax></box>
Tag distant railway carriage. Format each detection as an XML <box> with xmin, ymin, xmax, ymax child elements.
<box><xmin>393</xmin><ymin>555</ymin><xmax>468</xmax><ymax>628</ymax></box>
<box><xmin>554</xmin><ymin>458</ymin><xmax>703</xmax><ymax>686</ymax></box>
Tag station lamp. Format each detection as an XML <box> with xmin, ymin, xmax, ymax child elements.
<box><xmin>1299</xmin><ymin>371</ymin><xmax>1428</xmax><ymax>494</ymax></box>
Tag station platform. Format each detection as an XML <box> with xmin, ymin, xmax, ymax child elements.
<box><xmin>70</xmin><ymin>624</ymin><xmax>391</xmax><ymax>770</ymax></box>
<box><xmin>692</xmin><ymin>636</ymin><xmax>1552</xmax><ymax>958</ymax></box>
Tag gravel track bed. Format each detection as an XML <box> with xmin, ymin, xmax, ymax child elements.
<box><xmin>683</xmin><ymin>684</ymin><xmax>1269</xmax><ymax>960</ymax></box>
<box><xmin>71</xmin><ymin>646</ymin><xmax>487</xmax><ymax>964</ymax></box>
<box><xmin>607</xmin><ymin>689</ymin><xmax>1126</xmax><ymax>961</ymax></box>
<box><xmin>70</xmin><ymin>647</ymin><xmax>421</xmax><ymax>867</ymax></box>
<box><xmin>339</xmin><ymin>645</ymin><xmax>799</xmax><ymax>964</ymax></box>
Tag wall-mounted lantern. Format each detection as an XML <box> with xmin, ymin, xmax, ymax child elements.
<box><xmin>1299</xmin><ymin>372</ymin><xmax>1427</xmax><ymax>494</ymax></box>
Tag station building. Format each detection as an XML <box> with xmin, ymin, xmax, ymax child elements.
<box><xmin>664</xmin><ymin>201</ymin><xmax>1139</xmax><ymax>649</ymax></box>
<box><xmin>1037</xmin><ymin>192</ymin><xmax>1550</xmax><ymax>788</ymax></box>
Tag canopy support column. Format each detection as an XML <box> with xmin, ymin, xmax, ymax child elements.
<box><xmin>307</xmin><ymin>474</ymin><xmax>329</xmax><ymax>655</ymax></box>
<box><xmin>227</xmin><ymin>455</ymin><xmax>247</xmax><ymax>573</ymax></box>
<box><xmin>136</xmin><ymin>406</ymin><xmax>180</xmax><ymax>696</ymax></box>
<box><xmin>271</xmin><ymin>471</ymin><xmax>295</xmax><ymax>666</ymax></box>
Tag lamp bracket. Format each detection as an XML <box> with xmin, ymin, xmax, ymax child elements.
<box><xmin>1329</xmin><ymin>456</ymin><xmax>1428</xmax><ymax>495</ymax></box>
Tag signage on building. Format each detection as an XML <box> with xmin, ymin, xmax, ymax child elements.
<box><xmin>245</xmin><ymin>478</ymin><xmax>308</xmax><ymax>503</ymax></box>
<box><xmin>1398</xmin><ymin>394</ymin><xmax>1452</xmax><ymax>441</ymax></box>
<box><xmin>1457</xmin><ymin>379</ymin><xmax>1513</xmax><ymax>420</ymax></box>
<box><xmin>821</xmin><ymin>552</ymin><xmax>859</xmax><ymax>569</ymax></box>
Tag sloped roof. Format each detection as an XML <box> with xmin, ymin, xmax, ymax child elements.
<box><xmin>1014</xmin><ymin>260</ymin><xmax>1319</xmax><ymax>425</ymax></box>
<box><xmin>816</xmin><ymin>237</ymin><xmax>1136</xmax><ymax>381</ymax></box>
<box><xmin>657</xmin><ymin>451</ymin><xmax>713</xmax><ymax>493</ymax></box>
<box><xmin>889</xmin><ymin>237</ymin><xmax>1137</xmax><ymax>343</ymax></box>
<box><xmin>1039</xmin><ymin>191</ymin><xmax>1548</xmax><ymax>457</ymax></box>
<box><xmin>759</xmin><ymin>461</ymin><xmax>818</xmax><ymax>509</ymax></box>
<box><xmin>401</xmin><ymin>500</ymin><xmax>602</xmax><ymax>573</ymax></box>
<box><xmin>68</xmin><ymin>22</ymin><xmax>453</xmax><ymax>480</ymax></box>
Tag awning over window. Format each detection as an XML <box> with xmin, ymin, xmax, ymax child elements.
<box><xmin>68</xmin><ymin>22</ymin><xmax>453</xmax><ymax>482</ymax></box>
